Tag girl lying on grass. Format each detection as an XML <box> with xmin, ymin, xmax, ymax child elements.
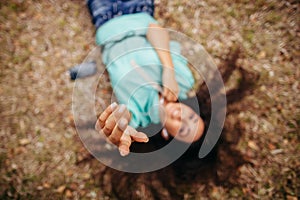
<box><xmin>88</xmin><ymin>0</ymin><xmax>204</xmax><ymax>156</ymax></box>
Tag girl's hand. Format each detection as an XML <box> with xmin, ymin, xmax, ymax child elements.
<box><xmin>95</xmin><ymin>103</ymin><xmax>149</xmax><ymax>156</ymax></box>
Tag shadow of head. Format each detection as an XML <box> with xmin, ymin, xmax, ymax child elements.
<box><xmin>76</xmin><ymin>47</ymin><xmax>260</xmax><ymax>199</ymax></box>
<box><xmin>171</xmin><ymin>47</ymin><xmax>260</xmax><ymax>185</ymax></box>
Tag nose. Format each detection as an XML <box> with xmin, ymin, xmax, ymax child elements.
<box><xmin>165</xmin><ymin>103</ymin><xmax>181</xmax><ymax>120</ymax></box>
<box><xmin>172</xmin><ymin>109</ymin><xmax>181</xmax><ymax>119</ymax></box>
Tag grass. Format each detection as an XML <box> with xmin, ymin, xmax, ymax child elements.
<box><xmin>0</xmin><ymin>0</ymin><xmax>299</xmax><ymax>199</ymax></box>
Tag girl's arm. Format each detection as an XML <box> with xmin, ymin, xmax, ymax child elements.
<box><xmin>146</xmin><ymin>23</ymin><xmax>179</xmax><ymax>102</ymax></box>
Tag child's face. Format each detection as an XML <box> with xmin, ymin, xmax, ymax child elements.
<box><xmin>162</xmin><ymin>102</ymin><xmax>204</xmax><ymax>143</ymax></box>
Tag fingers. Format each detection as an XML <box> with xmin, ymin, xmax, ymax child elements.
<box><xmin>161</xmin><ymin>128</ymin><xmax>170</xmax><ymax>140</ymax></box>
<box><xmin>95</xmin><ymin>103</ymin><xmax>149</xmax><ymax>157</ymax></box>
<box><xmin>118</xmin><ymin>126</ymin><xmax>149</xmax><ymax>157</ymax></box>
<box><xmin>163</xmin><ymin>88</ymin><xmax>178</xmax><ymax>102</ymax></box>
<box><xmin>95</xmin><ymin>102</ymin><xmax>118</xmax><ymax>131</ymax></box>
<box><xmin>102</xmin><ymin>104</ymin><xmax>128</xmax><ymax>137</ymax></box>
<box><xmin>119</xmin><ymin>132</ymin><xmax>132</xmax><ymax>157</ymax></box>
<box><xmin>126</xmin><ymin>126</ymin><xmax>149</xmax><ymax>143</ymax></box>
<box><xmin>108</xmin><ymin>118</ymin><xmax>128</xmax><ymax>144</ymax></box>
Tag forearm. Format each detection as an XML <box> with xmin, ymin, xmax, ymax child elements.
<box><xmin>157</xmin><ymin>49</ymin><xmax>174</xmax><ymax>70</ymax></box>
<box><xmin>147</xmin><ymin>23</ymin><xmax>174</xmax><ymax>70</ymax></box>
<box><xmin>147</xmin><ymin>23</ymin><xmax>179</xmax><ymax>101</ymax></box>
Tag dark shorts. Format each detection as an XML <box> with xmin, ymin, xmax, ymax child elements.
<box><xmin>87</xmin><ymin>0</ymin><xmax>155</xmax><ymax>29</ymax></box>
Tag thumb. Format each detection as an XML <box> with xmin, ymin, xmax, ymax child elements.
<box><xmin>131</xmin><ymin>131</ymin><xmax>149</xmax><ymax>143</ymax></box>
<box><xmin>126</xmin><ymin>126</ymin><xmax>149</xmax><ymax>143</ymax></box>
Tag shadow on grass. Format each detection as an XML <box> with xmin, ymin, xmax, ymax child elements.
<box><xmin>76</xmin><ymin>47</ymin><xmax>259</xmax><ymax>199</ymax></box>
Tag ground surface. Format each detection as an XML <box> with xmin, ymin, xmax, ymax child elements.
<box><xmin>0</xmin><ymin>0</ymin><xmax>299</xmax><ymax>199</ymax></box>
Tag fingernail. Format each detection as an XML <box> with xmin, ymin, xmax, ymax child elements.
<box><xmin>120</xmin><ymin>149</ymin><xmax>128</xmax><ymax>157</ymax></box>
<box><xmin>118</xmin><ymin>104</ymin><xmax>126</xmax><ymax>114</ymax></box>
<box><xmin>118</xmin><ymin>118</ymin><xmax>127</xmax><ymax>131</ymax></box>
<box><xmin>110</xmin><ymin>102</ymin><xmax>117</xmax><ymax>109</ymax></box>
<box><xmin>162</xmin><ymin>128</ymin><xmax>169</xmax><ymax>140</ymax></box>
<box><xmin>159</xmin><ymin>98</ymin><xmax>164</xmax><ymax>104</ymax></box>
<box><xmin>139</xmin><ymin>133</ymin><xmax>149</xmax><ymax>142</ymax></box>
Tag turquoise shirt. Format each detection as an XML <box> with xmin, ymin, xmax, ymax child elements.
<box><xmin>96</xmin><ymin>13</ymin><xmax>195</xmax><ymax>128</ymax></box>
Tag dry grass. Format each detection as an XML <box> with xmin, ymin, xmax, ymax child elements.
<box><xmin>0</xmin><ymin>0</ymin><xmax>299</xmax><ymax>199</ymax></box>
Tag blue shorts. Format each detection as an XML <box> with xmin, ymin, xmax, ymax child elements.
<box><xmin>87</xmin><ymin>0</ymin><xmax>155</xmax><ymax>29</ymax></box>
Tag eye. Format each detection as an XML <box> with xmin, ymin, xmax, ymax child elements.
<box><xmin>189</xmin><ymin>113</ymin><xmax>195</xmax><ymax>120</ymax></box>
<box><xmin>188</xmin><ymin>113</ymin><xmax>199</xmax><ymax>123</ymax></box>
<box><xmin>193</xmin><ymin>117</ymin><xmax>199</xmax><ymax>123</ymax></box>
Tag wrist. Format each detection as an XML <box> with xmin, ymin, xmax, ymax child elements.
<box><xmin>163</xmin><ymin>67</ymin><xmax>175</xmax><ymax>75</ymax></box>
<box><xmin>162</xmin><ymin>64</ymin><xmax>174</xmax><ymax>68</ymax></box>
<box><xmin>162</xmin><ymin>62</ymin><xmax>174</xmax><ymax>70</ymax></box>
